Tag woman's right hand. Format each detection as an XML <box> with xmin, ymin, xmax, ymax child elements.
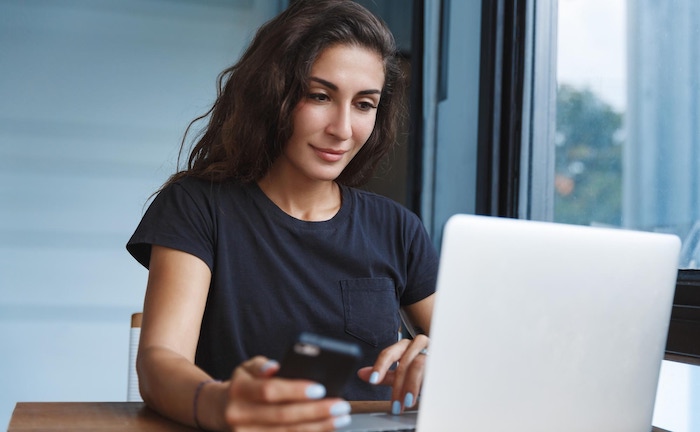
<box><xmin>140</xmin><ymin>246</ymin><xmax>351</xmax><ymax>430</ymax></box>
<box><xmin>218</xmin><ymin>356</ymin><xmax>352</xmax><ymax>431</ymax></box>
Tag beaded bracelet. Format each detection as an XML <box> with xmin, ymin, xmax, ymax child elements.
<box><xmin>193</xmin><ymin>378</ymin><xmax>219</xmax><ymax>430</ymax></box>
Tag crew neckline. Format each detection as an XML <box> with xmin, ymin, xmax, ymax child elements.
<box><xmin>248</xmin><ymin>182</ymin><xmax>351</xmax><ymax>230</ymax></box>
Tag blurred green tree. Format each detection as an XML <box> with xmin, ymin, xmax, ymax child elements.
<box><xmin>554</xmin><ymin>84</ymin><xmax>623</xmax><ymax>226</ymax></box>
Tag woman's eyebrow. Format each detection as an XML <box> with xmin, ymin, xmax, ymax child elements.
<box><xmin>309</xmin><ymin>76</ymin><xmax>381</xmax><ymax>95</ymax></box>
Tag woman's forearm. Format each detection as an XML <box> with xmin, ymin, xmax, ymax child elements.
<box><xmin>137</xmin><ymin>345</ymin><xmax>227</xmax><ymax>430</ymax></box>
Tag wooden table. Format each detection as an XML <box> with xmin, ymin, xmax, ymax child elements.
<box><xmin>7</xmin><ymin>401</ymin><xmax>393</xmax><ymax>431</ymax></box>
<box><xmin>8</xmin><ymin>401</ymin><xmax>673</xmax><ymax>431</ymax></box>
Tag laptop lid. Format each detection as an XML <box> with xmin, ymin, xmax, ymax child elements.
<box><xmin>416</xmin><ymin>214</ymin><xmax>680</xmax><ymax>432</ymax></box>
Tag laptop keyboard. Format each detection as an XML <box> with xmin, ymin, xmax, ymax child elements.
<box><xmin>374</xmin><ymin>428</ymin><xmax>414</xmax><ymax>431</ymax></box>
<box><xmin>371</xmin><ymin>427</ymin><xmax>414</xmax><ymax>432</ymax></box>
<box><xmin>338</xmin><ymin>411</ymin><xmax>418</xmax><ymax>431</ymax></box>
<box><xmin>343</xmin><ymin>428</ymin><xmax>415</xmax><ymax>432</ymax></box>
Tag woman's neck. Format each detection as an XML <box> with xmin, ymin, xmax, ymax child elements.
<box><xmin>257</xmin><ymin>172</ymin><xmax>342</xmax><ymax>222</ymax></box>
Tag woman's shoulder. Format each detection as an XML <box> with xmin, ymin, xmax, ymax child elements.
<box><xmin>160</xmin><ymin>176</ymin><xmax>249</xmax><ymax>201</ymax></box>
<box><xmin>345</xmin><ymin>186</ymin><xmax>408</xmax><ymax>209</ymax></box>
<box><xmin>165</xmin><ymin>175</ymin><xmax>235</xmax><ymax>191</ymax></box>
<box><xmin>343</xmin><ymin>186</ymin><xmax>422</xmax><ymax>225</ymax></box>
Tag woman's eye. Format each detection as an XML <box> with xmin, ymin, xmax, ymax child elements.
<box><xmin>308</xmin><ymin>93</ymin><xmax>329</xmax><ymax>102</ymax></box>
<box><xmin>357</xmin><ymin>101</ymin><xmax>378</xmax><ymax>111</ymax></box>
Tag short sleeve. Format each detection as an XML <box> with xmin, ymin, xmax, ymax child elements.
<box><xmin>400</xmin><ymin>214</ymin><xmax>439</xmax><ymax>306</ymax></box>
<box><xmin>126</xmin><ymin>179</ymin><xmax>216</xmax><ymax>271</ymax></box>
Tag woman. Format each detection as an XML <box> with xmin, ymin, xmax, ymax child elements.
<box><xmin>127</xmin><ymin>0</ymin><xmax>438</xmax><ymax>430</ymax></box>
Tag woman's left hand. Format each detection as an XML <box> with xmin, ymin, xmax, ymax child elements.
<box><xmin>356</xmin><ymin>333</ymin><xmax>429</xmax><ymax>415</ymax></box>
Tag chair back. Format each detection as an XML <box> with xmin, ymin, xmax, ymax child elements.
<box><xmin>127</xmin><ymin>313</ymin><xmax>143</xmax><ymax>402</ymax></box>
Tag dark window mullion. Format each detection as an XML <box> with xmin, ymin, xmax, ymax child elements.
<box><xmin>476</xmin><ymin>0</ymin><xmax>527</xmax><ymax>218</ymax></box>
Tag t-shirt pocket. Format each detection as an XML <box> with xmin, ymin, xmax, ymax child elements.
<box><xmin>340</xmin><ymin>278</ymin><xmax>400</xmax><ymax>347</ymax></box>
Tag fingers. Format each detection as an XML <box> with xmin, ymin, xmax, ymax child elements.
<box><xmin>239</xmin><ymin>356</ymin><xmax>281</xmax><ymax>378</ymax></box>
<box><xmin>362</xmin><ymin>335</ymin><xmax>429</xmax><ymax>415</ymax></box>
<box><xmin>389</xmin><ymin>336</ymin><xmax>428</xmax><ymax>414</ymax></box>
<box><xmin>225</xmin><ymin>357</ymin><xmax>353</xmax><ymax>431</ymax></box>
<box><xmin>357</xmin><ymin>366</ymin><xmax>395</xmax><ymax>386</ymax></box>
<box><xmin>361</xmin><ymin>338</ymin><xmax>411</xmax><ymax>386</ymax></box>
<box><xmin>231</xmin><ymin>357</ymin><xmax>327</xmax><ymax>404</ymax></box>
<box><xmin>225</xmin><ymin>398</ymin><xmax>351</xmax><ymax>430</ymax></box>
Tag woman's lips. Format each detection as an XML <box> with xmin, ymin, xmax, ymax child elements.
<box><xmin>312</xmin><ymin>146</ymin><xmax>346</xmax><ymax>162</ymax></box>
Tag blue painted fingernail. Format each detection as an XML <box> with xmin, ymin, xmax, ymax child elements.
<box><xmin>305</xmin><ymin>384</ymin><xmax>326</xmax><ymax>399</ymax></box>
<box><xmin>391</xmin><ymin>400</ymin><xmax>401</xmax><ymax>415</ymax></box>
<box><xmin>403</xmin><ymin>392</ymin><xmax>414</xmax><ymax>408</ymax></box>
<box><xmin>333</xmin><ymin>415</ymin><xmax>352</xmax><ymax>428</ymax></box>
<box><xmin>260</xmin><ymin>359</ymin><xmax>279</xmax><ymax>373</ymax></box>
<box><xmin>330</xmin><ymin>401</ymin><xmax>351</xmax><ymax>416</ymax></box>
<box><xmin>369</xmin><ymin>371</ymin><xmax>380</xmax><ymax>384</ymax></box>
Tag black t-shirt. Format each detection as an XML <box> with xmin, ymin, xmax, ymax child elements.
<box><xmin>127</xmin><ymin>177</ymin><xmax>438</xmax><ymax>400</ymax></box>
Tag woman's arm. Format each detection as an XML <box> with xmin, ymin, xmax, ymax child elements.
<box><xmin>138</xmin><ymin>245</ymin><xmax>351</xmax><ymax>431</ymax></box>
<box><xmin>137</xmin><ymin>245</ymin><xmax>219</xmax><ymax>427</ymax></box>
<box><xmin>402</xmin><ymin>293</ymin><xmax>435</xmax><ymax>336</ymax></box>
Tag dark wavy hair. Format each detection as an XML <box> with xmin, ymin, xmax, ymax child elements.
<box><xmin>166</xmin><ymin>0</ymin><xmax>406</xmax><ymax>188</ymax></box>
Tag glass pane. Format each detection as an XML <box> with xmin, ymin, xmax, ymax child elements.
<box><xmin>555</xmin><ymin>0</ymin><xmax>700</xmax><ymax>269</ymax></box>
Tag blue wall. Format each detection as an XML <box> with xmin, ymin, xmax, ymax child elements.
<box><xmin>0</xmin><ymin>1</ymin><xmax>279</xmax><ymax>427</ymax></box>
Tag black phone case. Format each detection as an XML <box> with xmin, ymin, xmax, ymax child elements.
<box><xmin>277</xmin><ymin>332</ymin><xmax>363</xmax><ymax>397</ymax></box>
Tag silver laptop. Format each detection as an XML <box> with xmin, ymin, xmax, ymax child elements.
<box><xmin>339</xmin><ymin>214</ymin><xmax>680</xmax><ymax>432</ymax></box>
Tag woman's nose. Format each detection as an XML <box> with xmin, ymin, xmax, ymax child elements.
<box><xmin>326</xmin><ymin>105</ymin><xmax>352</xmax><ymax>140</ymax></box>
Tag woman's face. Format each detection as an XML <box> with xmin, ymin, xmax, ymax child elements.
<box><xmin>280</xmin><ymin>44</ymin><xmax>385</xmax><ymax>184</ymax></box>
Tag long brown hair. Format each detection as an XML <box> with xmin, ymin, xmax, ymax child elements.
<box><xmin>166</xmin><ymin>0</ymin><xmax>406</xmax><ymax>188</ymax></box>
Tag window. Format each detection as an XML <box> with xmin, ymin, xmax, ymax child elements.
<box><xmin>552</xmin><ymin>1</ymin><xmax>700</xmax><ymax>259</ymax></box>
<box><xmin>462</xmin><ymin>1</ymin><xmax>699</xmax><ymax>428</ymax></box>
<box><xmin>518</xmin><ymin>0</ymin><xmax>700</xmax><ymax>429</ymax></box>
<box><xmin>520</xmin><ymin>0</ymin><xmax>700</xmax><ymax>363</ymax></box>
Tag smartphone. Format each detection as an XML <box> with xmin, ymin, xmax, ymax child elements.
<box><xmin>277</xmin><ymin>332</ymin><xmax>363</xmax><ymax>397</ymax></box>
